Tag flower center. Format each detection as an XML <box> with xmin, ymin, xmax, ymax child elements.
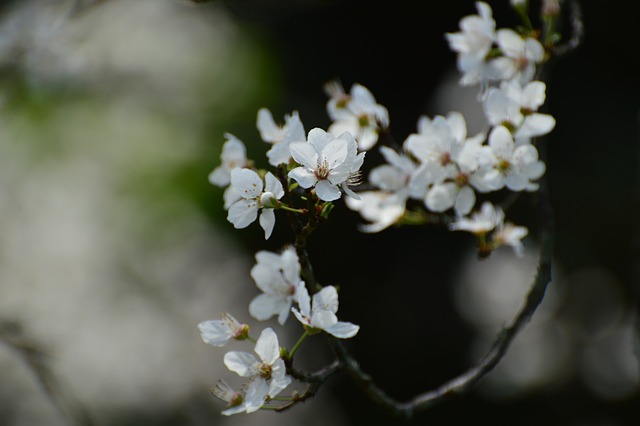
<box><xmin>258</xmin><ymin>363</ymin><xmax>273</xmax><ymax>380</ymax></box>
<box><xmin>440</xmin><ymin>152</ymin><xmax>451</xmax><ymax>166</ymax></box>
<box><xmin>315</xmin><ymin>159</ymin><xmax>330</xmax><ymax>180</ymax></box>
<box><xmin>336</xmin><ymin>95</ymin><xmax>350</xmax><ymax>109</ymax></box>
<box><xmin>455</xmin><ymin>172</ymin><xmax>469</xmax><ymax>187</ymax></box>
<box><xmin>516</xmin><ymin>55</ymin><xmax>529</xmax><ymax>71</ymax></box>
<box><xmin>358</xmin><ymin>114</ymin><xmax>371</xmax><ymax>128</ymax></box>
<box><xmin>497</xmin><ymin>159</ymin><xmax>511</xmax><ymax>173</ymax></box>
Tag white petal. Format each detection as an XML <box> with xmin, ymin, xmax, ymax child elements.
<box><xmin>525</xmin><ymin>160</ymin><xmax>546</xmax><ymax>180</ymax></box>
<box><xmin>267</xmin><ymin>143</ymin><xmax>293</xmax><ymax>166</ymax></box>
<box><xmin>517</xmin><ymin>114</ymin><xmax>556</xmax><ymax>139</ymax></box>
<box><xmin>264</xmin><ymin>172</ymin><xmax>284</xmax><ymax>199</ymax></box>
<box><xmin>294</xmin><ymin>285</ymin><xmax>311</xmax><ymax>318</ymax></box>
<box><xmin>341</xmin><ymin>183</ymin><xmax>360</xmax><ymax>200</ymax></box>
<box><xmin>198</xmin><ymin>320</ymin><xmax>232</xmax><ymax>347</ymax></box>
<box><xmin>505</xmin><ymin>171</ymin><xmax>528</xmax><ymax>191</ymax></box>
<box><xmin>230</xmin><ymin>168</ymin><xmax>263</xmax><ymax>197</ymax></box>
<box><xmin>454</xmin><ymin>186</ymin><xmax>476</xmax><ymax>216</ymax></box>
<box><xmin>268</xmin><ymin>359</ymin><xmax>292</xmax><ymax>398</ymax></box>
<box><xmin>257</xmin><ymin>108</ymin><xmax>283</xmax><ymax>143</ymax></box>
<box><xmin>227</xmin><ymin>199</ymin><xmax>258</xmax><ymax>229</ymax></box>
<box><xmin>254</xmin><ymin>327</ymin><xmax>280</xmax><ymax>365</ymax></box>
<box><xmin>242</xmin><ymin>379</ymin><xmax>269</xmax><ymax>413</ymax></box>
<box><xmin>322</xmin><ymin>138</ymin><xmax>349</xmax><ymax>170</ymax></box>
<box><xmin>313</xmin><ymin>286</ymin><xmax>339</xmax><ymax>314</ymax></box>
<box><xmin>259</xmin><ymin>209</ymin><xmax>275</xmax><ymax>239</ymax></box>
<box><xmin>326</xmin><ymin>321</ymin><xmax>360</xmax><ymax>339</ymax></box>
<box><xmin>524</xmin><ymin>37</ymin><xmax>545</xmax><ymax>61</ymax></box>
<box><xmin>426</xmin><ymin>183</ymin><xmax>457</xmax><ymax>212</ymax></box>
<box><xmin>522</xmin><ymin>81</ymin><xmax>546</xmax><ymax>110</ymax></box>
<box><xmin>223</xmin><ymin>186</ymin><xmax>242</xmax><ymax>210</ymax></box>
<box><xmin>208</xmin><ymin>167</ymin><xmax>230</xmax><ymax>187</ymax></box>
<box><xmin>315</xmin><ymin>180</ymin><xmax>342</xmax><ymax>202</ymax></box>
<box><xmin>249</xmin><ymin>294</ymin><xmax>289</xmax><ymax>322</ymax></box>
<box><xmin>250</xmin><ymin>263</ymin><xmax>282</xmax><ymax>294</ymax></box>
<box><xmin>280</xmin><ymin>247</ymin><xmax>301</xmax><ymax>287</ymax></box>
<box><xmin>312</xmin><ymin>310</ymin><xmax>338</xmax><ymax>330</ymax></box>
<box><xmin>446</xmin><ymin>111</ymin><xmax>467</xmax><ymax>142</ymax></box>
<box><xmin>288</xmin><ymin>167</ymin><xmax>317</xmax><ymax>189</ymax></box>
<box><xmin>357</xmin><ymin>127</ymin><xmax>379</xmax><ymax>152</ymax></box>
<box><xmin>489</xmin><ymin>125</ymin><xmax>514</xmax><ymax>159</ymax></box>
<box><xmin>224</xmin><ymin>351</ymin><xmax>258</xmax><ymax>377</ymax></box>
<box><xmin>496</xmin><ymin>28</ymin><xmax>524</xmax><ymax>58</ymax></box>
<box><xmin>291</xmin><ymin>307</ymin><xmax>309</xmax><ymax>326</ymax></box>
<box><xmin>307</xmin><ymin>127</ymin><xmax>335</xmax><ymax>153</ymax></box>
<box><xmin>284</xmin><ymin>111</ymin><xmax>306</xmax><ymax>143</ymax></box>
<box><xmin>290</xmin><ymin>142</ymin><xmax>319</xmax><ymax>170</ymax></box>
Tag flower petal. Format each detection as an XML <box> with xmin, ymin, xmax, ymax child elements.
<box><xmin>230</xmin><ymin>168</ymin><xmax>263</xmax><ymax>197</ymax></box>
<box><xmin>198</xmin><ymin>320</ymin><xmax>232</xmax><ymax>347</ymax></box>
<box><xmin>227</xmin><ymin>199</ymin><xmax>258</xmax><ymax>229</ymax></box>
<box><xmin>315</xmin><ymin>180</ymin><xmax>342</xmax><ymax>201</ymax></box>
<box><xmin>264</xmin><ymin>172</ymin><xmax>284</xmax><ymax>199</ymax></box>
<box><xmin>326</xmin><ymin>321</ymin><xmax>360</xmax><ymax>339</ymax></box>
<box><xmin>288</xmin><ymin>167</ymin><xmax>317</xmax><ymax>189</ymax></box>
<box><xmin>249</xmin><ymin>294</ymin><xmax>290</xmax><ymax>323</ymax></box>
<box><xmin>224</xmin><ymin>351</ymin><xmax>258</xmax><ymax>377</ymax></box>
<box><xmin>242</xmin><ymin>379</ymin><xmax>269</xmax><ymax>414</ymax></box>
<box><xmin>289</xmin><ymin>142</ymin><xmax>319</xmax><ymax>170</ymax></box>
<box><xmin>254</xmin><ymin>327</ymin><xmax>280</xmax><ymax>365</ymax></box>
<box><xmin>259</xmin><ymin>209</ymin><xmax>276</xmax><ymax>239</ymax></box>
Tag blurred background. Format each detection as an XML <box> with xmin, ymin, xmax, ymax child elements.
<box><xmin>0</xmin><ymin>0</ymin><xmax>638</xmax><ymax>425</ymax></box>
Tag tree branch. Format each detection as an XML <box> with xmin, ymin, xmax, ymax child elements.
<box><xmin>0</xmin><ymin>320</ymin><xmax>94</xmax><ymax>426</ymax></box>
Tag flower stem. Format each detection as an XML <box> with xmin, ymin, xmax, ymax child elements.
<box><xmin>279</xmin><ymin>204</ymin><xmax>307</xmax><ymax>214</ymax></box>
<box><xmin>287</xmin><ymin>330</ymin><xmax>309</xmax><ymax>360</ymax></box>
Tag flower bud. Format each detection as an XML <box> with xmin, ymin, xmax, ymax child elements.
<box><xmin>260</xmin><ymin>191</ymin><xmax>279</xmax><ymax>208</ymax></box>
<box><xmin>542</xmin><ymin>0</ymin><xmax>560</xmax><ymax>17</ymax></box>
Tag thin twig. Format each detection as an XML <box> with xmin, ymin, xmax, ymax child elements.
<box><xmin>551</xmin><ymin>0</ymin><xmax>584</xmax><ymax>57</ymax></box>
<box><xmin>276</xmin><ymin>360</ymin><xmax>343</xmax><ymax>412</ymax></box>
<box><xmin>331</xmin><ymin>175</ymin><xmax>554</xmax><ymax>419</ymax></box>
<box><xmin>0</xmin><ymin>320</ymin><xmax>94</xmax><ymax>426</ymax></box>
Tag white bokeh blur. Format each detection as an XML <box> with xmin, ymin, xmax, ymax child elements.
<box><xmin>0</xmin><ymin>1</ymin><xmax>347</xmax><ymax>425</ymax></box>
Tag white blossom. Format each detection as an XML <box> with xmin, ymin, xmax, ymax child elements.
<box><xmin>449</xmin><ymin>201</ymin><xmax>529</xmax><ymax>257</ymax></box>
<box><xmin>404</xmin><ymin>112</ymin><xmax>492</xmax><ymax>215</ymax></box>
<box><xmin>211</xmin><ymin>379</ymin><xmax>268</xmax><ymax>416</ymax></box>
<box><xmin>493</xmin><ymin>221</ymin><xmax>528</xmax><ymax>257</ymax></box>
<box><xmin>249</xmin><ymin>246</ymin><xmax>305</xmax><ymax>325</ymax></box>
<box><xmin>325</xmin><ymin>81</ymin><xmax>389</xmax><ymax>151</ymax></box>
<box><xmin>208</xmin><ymin>133</ymin><xmax>248</xmax><ymax>187</ymax></box>
<box><xmin>289</xmin><ymin>128</ymin><xmax>365</xmax><ymax>202</ymax></box>
<box><xmin>292</xmin><ymin>285</ymin><xmax>359</xmax><ymax>339</ymax></box>
<box><xmin>256</xmin><ymin>108</ymin><xmax>306</xmax><ymax>166</ymax></box>
<box><xmin>224</xmin><ymin>328</ymin><xmax>292</xmax><ymax>399</ymax></box>
<box><xmin>198</xmin><ymin>312</ymin><xmax>249</xmax><ymax>347</ymax></box>
<box><xmin>449</xmin><ymin>201</ymin><xmax>503</xmax><ymax>235</ymax></box>
<box><xmin>487</xmin><ymin>125</ymin><xmax>546</xmax><ymax>191</ymax></box>
<box><xmin>345</xmin><ymin>191</ymin><xmax>406</xmax><ymax>233</ymax></box>
<box><xmin>369</xmin><ymin>146</ymin><xmax>417</xmax><ymax>194</ymax></box>
<box><xmin>445</xmin><ymin>2</ymin><xmax>504</xmax><ymax>87</ymax></box>
<box><xmin>484</xmin><ymin>80</ymin><xmax>556</xmax><ymax>143</ymax></box>
<box><xmin>495</xmin><ymin>28</ymin><xmax>545</xmax><ymax>84</ymax></box>
<box><xmin>226</xmin><ymin>169</ymin><xmax>284</xmax><ymax>239</ymax></box>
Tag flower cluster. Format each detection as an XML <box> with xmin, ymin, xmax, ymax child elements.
<box><xmin>347</xmin><ymin>2</ymin><xmax>554</xmax><ymax>257</ymax></box>
<box><xmin>198</xmin><ymin>247</ymin><xmax>359</xmax><ymax>414</ymax></box>
<box><xmin>200</xmin><ymin>0</ymin><xmax>562</xmax><ymax>416</ymax></box>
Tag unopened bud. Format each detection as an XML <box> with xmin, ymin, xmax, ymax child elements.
<box><xmin>260</xmin><ymin>192</ymin><xmax>279</xmax><ymax>208</ymax></box>
<box><xmin>233</xmin><ymin>324</ymin><xmax>250</xmax><ymax>341</ymax></box>
<box><xmin>542</xmin><ymin>0</ymin><xmax>560</xmax><ymax>17</ymax></box>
